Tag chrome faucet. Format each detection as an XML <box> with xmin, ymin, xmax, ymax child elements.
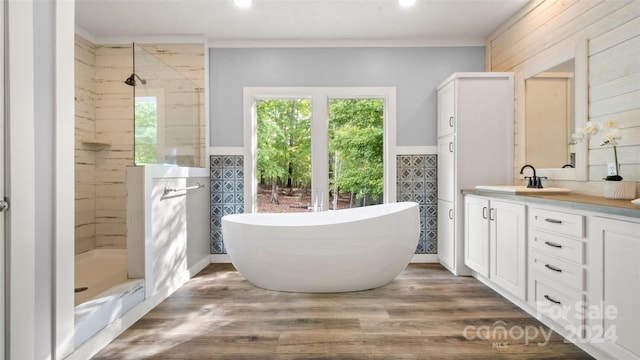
<box><xmin>519</xmin><ymin>164</ymin><xmax>544</xmax><ymax>188</ymax></box>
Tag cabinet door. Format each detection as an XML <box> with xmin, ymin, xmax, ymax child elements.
<box><xmin>437</xmin><ymin>200</ymin><xmax>455</xmax><ymax>271</ymax></box>
<box><xmin>490</xmin><ymin>200</ymin><xmax>526</xmax><ymax>300</ymax></box>
<box><xmin>437</xmin><ymin>80</ymin><xmax>455</xmax><ymax>136</ymax></box>
<box><xmin>589</xmin><ymin>217</ymin><xmax>640</xmax><ymax>360</ymax></box>
<box><xmin>464</xmin><ymin>196</ymin><xmax>489</xmax><ymax>277</ymax></box>
<box><xmin>437</xmin><ymin>135</ymin><xmax>455</xmax><ymax>202</ymax></box>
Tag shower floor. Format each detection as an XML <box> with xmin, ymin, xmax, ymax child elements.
<box><xmin>75</xmin><ymin>249</ymin><xmax>128</xmax><ymax>305</ymax></box>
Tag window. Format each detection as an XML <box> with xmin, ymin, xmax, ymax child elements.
<box><xmin>244</xmin><ymin>87</ymin><xmax>396</xmax><ymax>213</ymax></box>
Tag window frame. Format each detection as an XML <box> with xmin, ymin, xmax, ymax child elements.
<box><xmin>243</xmin><ymin>87</ymin><xmax>397</xmax><ymax>213</ymax></box>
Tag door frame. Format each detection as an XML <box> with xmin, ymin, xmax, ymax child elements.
<box><xmin>5</xmin><ymin>1</ymin><xmax>75</xmax><ymax>358</ymax></box>
<box><xmin>243</xmin><ymin>87</ymin><xmax>396</xmax><ymax>213</ymax></box>
<box><xmin>1</xmin><ymin>0</ymin><xmax>5</xmax><ymax>357</ymax></box>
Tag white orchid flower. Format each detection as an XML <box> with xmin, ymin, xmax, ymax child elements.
<box><xmin>600</xmin><ymin>128</ymin><xmax>622</xmax><ymax>146</ymax></box>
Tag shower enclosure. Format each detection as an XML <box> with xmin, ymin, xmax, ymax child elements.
<box><xmin>129</xmin><ymin>43</ymin><xmax>205</xmax><ymax>167</ymax></box>
<box><xmin>74</xmin><ymin>40</ymin><xmax>206</xmax><ymax>348</ymax></box>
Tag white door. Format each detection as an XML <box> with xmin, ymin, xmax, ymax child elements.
<box><xmin>490</xmin><ymin>200</ymin><xmax>526</xmax><ymax>300</ymax></box>
<box><xmin>437</xmin><ymin>135</ymin><xmax>455</xmax><ymax>202</ymax></box>
<box><xmin>589</xmin><ymin>217</ymin><xmax>640</xmax><ymax>359</ymax></box>
<box><xmin>437</xmin><ymin>80</ymin><xmax>455</xmax><ymax>136</ymax></box>
<box><xmin>437</xmin><ymin>200</ymin><xmax>454</xmax><ymax>270</ymax></box>
<box><xmin>464</xmin><ymin>196</ymin><xmax>489</xmax><ymax>277</ymax></box>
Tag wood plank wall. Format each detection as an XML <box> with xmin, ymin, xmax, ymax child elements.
<box><xmin>487</xmin><ymin>0</ymin><xmax>640</xmax><ymax>195</ymax></box>
<box><xmin>75</xmin><ymin>38</ymin><xmax>205</xmax><ymax>252</ymax></box>
<box><xmin>94</xmin><ymin>43</ymin><xmax>135</xmax><ymax>249</ymax></box>
<box><xmin>75</xmin><ymin>35</ymin><xmax>97</xmax><ymax>254</ymax></box>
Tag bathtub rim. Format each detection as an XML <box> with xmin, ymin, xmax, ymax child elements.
<box><xmin>222</xmin><ymin>201</ymin><xmax>419</xmax><ymax>227</ymax></box>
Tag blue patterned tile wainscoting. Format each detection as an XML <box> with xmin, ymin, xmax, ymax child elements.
<box><xmin>210</xmin><ymin>155</ymin><xmax>244</xmax><ymax>254</ymax></box>
<box><xmin>210</xmin><ymin>154</ymin><xmax>436</xmax><ymax>255</ymax></box>
<box><xmin>397</xmin><ymin>155</ymin><xmax>438</xmax><ymax>254</ymax></box>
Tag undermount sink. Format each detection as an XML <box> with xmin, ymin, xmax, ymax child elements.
<box><xmin>475</xmin><ymin>185</ymin><xmax>571</xmax><ymax>194</ymax></box>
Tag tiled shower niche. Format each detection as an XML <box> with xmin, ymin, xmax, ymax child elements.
<box><xmin>210</xmin><ymin>154</ymin><xmax>437</xmax><ymax>255</ymax></box>
<box><xmin>397</xmin><ymin>155</ymin><xmax>438</xmax><ymax>254</ymax></box>
<box><xmin>210</xmin><ymin>155</ymin><xmax>244</xmax><ymax>254</ymax></box>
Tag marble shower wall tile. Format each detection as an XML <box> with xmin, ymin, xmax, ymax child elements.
<box><xmin>397</xmin><ymin>154</ymin><xmax>438</xmax><ymax>254</ymax></box>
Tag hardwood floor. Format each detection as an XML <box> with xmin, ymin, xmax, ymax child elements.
<box><xmin>95</xmin><ymin>263</ymin><xmax>593</xmax><ymax>359</ymax></box>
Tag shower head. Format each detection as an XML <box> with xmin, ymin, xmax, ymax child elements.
<box><xmin>124</xmin><ymin>73</ymin><xmax>147</xmax><ymax>86</ymax></box>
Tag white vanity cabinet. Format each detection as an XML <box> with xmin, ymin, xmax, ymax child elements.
<box><xmin>463</xmin><ymin>192</ymin><xmax>640</xmax><ymax>360</ymax></box>
<box><xmin>436</xmin><ymin>73</ymin><xmax>514</xmax><ymax>276</ymax></box>
<box><xmin>588</xmin><ymin>216</ymin><xmax>640</xmax><ymax>360</ymax></box>
<box><xmin>527</xmin><ymin>206</ymin><xmax>587</xmax><ymax>332</ymax></box>
<box><xmin>464</xmin><ymin>195</ymin><xmax>526</xmax><ymax>300</ymax></box>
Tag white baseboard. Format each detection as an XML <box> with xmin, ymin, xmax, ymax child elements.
<box><xmin>410</xmin><ymin>254</ymin><xmax>439</xmax><ymax>263</ymax></box>
<box><xmin>189</xmin><ymin>256</ymin><xmax>211</xmax><ymax>277</ymax></box>
<box><xmin>210</xmin><ymin>254</ymin><xmax>231</xmax><ymax>263</ymax></box>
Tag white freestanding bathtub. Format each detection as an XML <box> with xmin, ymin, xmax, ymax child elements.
<box><xmin>222</xmin><ymin>202</ymin><xmax>420</xmax><ymax>292</ymax></box>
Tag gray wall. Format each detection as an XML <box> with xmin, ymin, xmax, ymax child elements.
<box><xmin>209</xmin><ymin>47</ymin><xmax>485</xmax><ymax>147</ymax></box>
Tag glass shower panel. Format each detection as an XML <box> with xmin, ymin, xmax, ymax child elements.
<box><xmin>133</xmin><ymin>43</ymin><xmax>204</xmax><ymax>167</ymax></box>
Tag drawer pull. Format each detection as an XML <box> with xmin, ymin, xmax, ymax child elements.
<box><xmin>449</xmin><ymin>116</ymin><xmax>454</xmax><ymax>127</ymax></box>
<box><xmin>544</xmin><ymin>218</ymin><xmax>562</xmax><ymax>224</ymax></box>
<box><xmin>544</xmin><ymin>241</ymin><xmax>563</xmax><ymax>249</ymax></box>
<box><xmin>482</xmin><ymin>206</ymin><xmax>488</xmax><ymax>219</ymax></box>
<box><xmin>544</xmin><ymin>264</ymin><xmax>563</xmax><ymax>273</ymax></box>
<box><xmin>544</xmin><ymin>295</ymin><xmax>562</xmax><ymax>305</ymax></box>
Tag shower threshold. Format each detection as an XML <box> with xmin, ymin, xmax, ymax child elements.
<box><xmin>74</xmin><ymin>279</ymin><xmax>145</xmax><ymax>347</ymax></box>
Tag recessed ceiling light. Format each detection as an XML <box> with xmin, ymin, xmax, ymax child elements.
<box><xmin>234</xmin><ymin>0</ymin><xmax>252</xmax><ymax>8</ymax></box>
<box><xmin>399</xmin><ymin>0</ymin><xmax>416</xmax><ymax>7</ymax></box>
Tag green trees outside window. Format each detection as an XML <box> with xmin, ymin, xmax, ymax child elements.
<box><xmin>256</xmin><ymin>98</ymin><xmax>383</xmax><ymax>211</ymax></box>
<box><xmin>257</xmin><ymin>99</ymin><xmax>312</xmax><ymax>205</ymax></box>
<box><xmin>134</xmin><ymin>97</ymin><xmax>158</xmax><ymax>165</ymax></box>
<box><xmin>329</xmin><ymin>98</ymin><xmax>384</xmax><ymax>208</ymax></box>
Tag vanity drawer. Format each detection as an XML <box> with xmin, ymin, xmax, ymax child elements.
<box><xmin>529</xmin><ymin>229</ymin><xmax>585</xmax><ymax>264</ymax></box>
<box><xmin>530</xmin><ymin>249</ymin><xmax>585</xmax><ymax>291</ymax></box>
<box><xmin>529</xmin><ymin>207</ymin><xmax>585</xmax><ymax>238</ymax></box>
<box><xmin>530</xmin><ymin>274</ymin><xmax>584</xmax><ymax>330</ymax></box>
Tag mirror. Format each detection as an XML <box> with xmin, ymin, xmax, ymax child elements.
<box><xmin>525</xmin><ymin>59</ymin><xmax>575</xmax><ymax>169</ymax></box>
<box><xmin>518</xmin><ymin>39</ymin><xmax>588</xmax><ymax>181</ymax></box>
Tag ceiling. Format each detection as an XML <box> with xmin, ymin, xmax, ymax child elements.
<box><xmin>75</xmin><ymin>0</ymin><xmax>530</xmax><ymax>46</ymax></box>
